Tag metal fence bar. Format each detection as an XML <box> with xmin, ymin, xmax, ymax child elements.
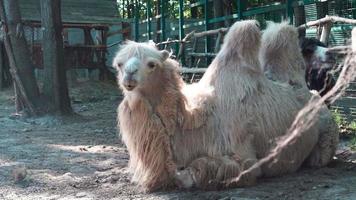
<box><xmin>179</xmin><ymin>0</ymin><xmax>185</xmax><ymax>65</ymax></box>
<box><xmin>160</xmin><ymin>0</ymin><xmax>166</xmax><ymax>42</ymax></box>
<box><xmin>204</xmin><ymin>0</ymin><xmax>211</xmax><ymax>64</ymax></box>
<box><xmin>146</xmin><ymin>0</ymin><xmax>152</xmax><ymax>40</ymax></box>
<box><xmin>237</xmin><ymin>0</ymin><xmax>245</xmax><ymax>20</ymax></box>
<box><xmin>134</xmin><ymin>0</ymin><xmax>139</xmax><ymax>41</ymax></box>
<box><xmin>179</xmin><ymin>0</ymin><xmax>184</xmax><ymax>40</ymax></box>
<box><xmin>287</xmin><ymin>0</ymin><xmax>294</xmax><ymax>24</ymax></box>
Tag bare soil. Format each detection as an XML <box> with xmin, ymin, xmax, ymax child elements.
<box><xmin>0</xmin><ymin>81</ymin><xmax>355</xmax><ymax>200</ymax></box>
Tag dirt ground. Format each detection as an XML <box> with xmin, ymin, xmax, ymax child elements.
<box><xmin>0</xmin><ymin>81</ymin><xmax>356</xmax><ymax>200</ymax></box>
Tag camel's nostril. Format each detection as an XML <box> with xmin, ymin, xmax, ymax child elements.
<box><xmin>123</xmin><ymin>81</ymin><xmax>137</xmax><ymax>91</ymax></box>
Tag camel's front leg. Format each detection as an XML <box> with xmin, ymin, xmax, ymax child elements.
<box><xmin>175</xmin><ymin>155</ymin><xmax>260</xmax><ymax>190</ymax></box>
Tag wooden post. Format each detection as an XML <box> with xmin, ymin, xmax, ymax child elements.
<box><xmin>320</xmin><ymin>19</ymin><xmax>332</xmax><ymax>45</ymax></box>
<box><xmin>98</xmin><ymin>28</ymin><xmax>112</xmax><ymax>81</ymax></box>
<box><xmin>40</xmin><ymin>0</ymin><xmax>72</xmax><ymax>114</ymax></box>
<box><xmin>14</xmin><ymin>82</ymin><xmax>23</xmax><ymax>113</ymax></box>
<box><xmin>0</xmin><ymin>0</ymin><xmax>41</xmax><ymax>115</ymax></box>
<box><xmin>294</xmin><ymin>2</ymin><xmax>306</xmax><ymax>37</ymax></box>
<box><xmin>316</xmin><ymin>1</ymin><xmax>328</xmax><ymax>40</ymax></box>
<box><xmin>286</xmin><ymin>0</ymin><xmax>294</xmax><ymax>24</ymax></box>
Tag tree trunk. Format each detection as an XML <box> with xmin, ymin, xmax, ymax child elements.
<box><xmin>223</xmin><ymin>0</ymin><xmax>233</xmax><ymax>26</ymax></box>
<box><xmin>40</xmin><ymin>0</ymin><xmax>72</xmax><ymax>114</ymax></box>
<box><xmin>0</xmin><ymin>0</ymin><xmax>41</xmax><ymax>115</ymax></box>
<box><xmin>0</xmin><ymin>42</ymin><xmax>11</xmax><ymax>90</ymax></box>
<box><xmin>0</xmin><ymin>42</ymin><xmax>3</xmax><ymax>90</ymax></box>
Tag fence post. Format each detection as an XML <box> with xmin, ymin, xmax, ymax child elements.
<box><xmin>160</xmin><ymin>0</ymin><xmax>166</xmax><ymax>42</ymax></box>
<box><xmin>179</xmin><ymin>0</ymin><xmax>185</xmax><ymax>65</ymax></box>
<box><xmin>286</xmin><ymin>0</ymin><xmax>294</xmax><ymax>24</ymax></box>
<box><xmin>353</xmin><ymin>0</ymin><xmax>356</xmax><ymax>19</ymax></box>
<box><xmin>237</xmin><ymin>0</ymin><xmax>246</xmax><ymax>20</ymax></box>
<box><xmin>294</xmin><ymin>1</ymin><xmax>306</xmax><ymax>37</ymax></box>
<box><xmin>205</xmin><ymin>0</ymin><xmax>211</xmax><ymax>64</ymax></box>
<box><xmin>179</xmin><ymin>0</ymin><xmax>184</xmax><ymax>40</ymax></box>
<box><xmin>147</xmin><ymin>0</ymin><xmax>152</xmax><ymax>40</ymax></box>
<box><xmin>134</xmin><ymin>0</ymin><xmax>139</xmax><ymax>41</ymax></box>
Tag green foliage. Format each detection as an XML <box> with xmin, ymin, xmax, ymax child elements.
<box><xmin>332</xmin><ymin>110</ymin><xmax>356</xmax><ymax>150</ymax></box>
<box><xmin>349</xmin><ymin>121</ymin><xmax>356</xmax><ymax>131</ymax></box>
<box><xmin>332</xmin><ymin>109</ymin><xmax>344</xmax><ymax>127</ymax></box>
<box><xmin>116</xmin><ymin>0</ymin><xmax>287</xmax><ymax>19</ymax></box>
<box><xmin>349</xmin><ymin>121</ymin><xmax>356</xmax><ymax>150</ymax></box>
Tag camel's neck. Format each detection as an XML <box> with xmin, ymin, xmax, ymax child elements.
<box><xmin>119</xmin><ymin>68</ymin><xmax>186</xmax><ymax>190</ymax></box>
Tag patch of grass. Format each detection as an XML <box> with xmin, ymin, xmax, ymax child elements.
<box><xmin>332</xmin><ymin>109</ymin><xmax>344</xmax><ymax>127</ymax></box>
<box><xmin>350</xmin><ymin>137</ymin><xmax>356</xmax><ymax>151</ymax></box>
<box><xmin>332</xmin><ymin>110</ymin><xmax>356</xmax><ymax>150</ymax></box>
<box><xmin>348</xmin><ymin>121</ymin><xmax>356</xmax><ymax>132</ymax></box>
<box><xmin>348</xmin><ymin>121</ymin><xmax>356</xmax><ymax>151</ymax></box>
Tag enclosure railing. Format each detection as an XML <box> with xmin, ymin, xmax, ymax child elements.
<box><xmin>119</xmin><ymin>0</ymin><xmax>355</xmax><ymax>67</ymax></box>
<box><xmin>116</xmin><ymin>0</ymin><xmax>356</xmax><ymax>122</ymax></box>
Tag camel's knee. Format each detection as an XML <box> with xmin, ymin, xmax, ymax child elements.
<box><xmin>175</xmin><ymin>156</ymin><xmax>260</xmax><ymax>190</ymax></box>
<box><xmin>306</xmin><ymin>110</ymin><xmax>339</xmax><ymax>168</ymax></box>
<box><xmin>305</xmin><ymin>129</ymin><xmax>339</xmax><ymax>167</ymax></box>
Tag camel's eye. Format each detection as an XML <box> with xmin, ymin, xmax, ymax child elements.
<box><xmin>117</xmin><ymin>63</ymin><xmax>123</xmax><ymax>68</ymax></box>
<box><xmin>147</xmin><ymin>61</ymin><xmax>156</xmax><ymax>69</ymax></box>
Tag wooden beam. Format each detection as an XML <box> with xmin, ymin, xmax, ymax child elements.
<box><xmin>298</xmin><ymin>16</ymin><xmax>356</xmax><ymax>30</ymax></box>
<box><xmin>180</xmin><ymin>67</ymin><xmax>206</xmax><ymax>74</ymax></box>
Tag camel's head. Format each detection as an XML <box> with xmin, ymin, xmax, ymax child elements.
<box><xmin>112</xmin><ymin>41</ymin><xmax>170</xmax><ymax>92</ymax></box>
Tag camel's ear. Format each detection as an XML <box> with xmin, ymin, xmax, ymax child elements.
<box><xmin>160</xmin><ymin>50</ymin><xmax>169</xmax><ymax>61</ymax></box>
<box><xmin>148</xmin><ymin>40</ymin><xmax>156</xmax><ymax>47</ymax></box>
<box><xmin>123</xmin><ymin>39</ymin><xmax>132</xmax><ymax>45</ymax></box>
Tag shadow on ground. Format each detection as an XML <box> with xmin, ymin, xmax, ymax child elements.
<box><xmin>0</xmin><ymin>81</ymin><xmax>355</xmax><ymax>200</ymax></box>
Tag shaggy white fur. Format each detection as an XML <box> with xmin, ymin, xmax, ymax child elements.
<box><xmin>113</xmin><ymin>20</ymin><xmax>338</xmax><ymax>192</ymax></box>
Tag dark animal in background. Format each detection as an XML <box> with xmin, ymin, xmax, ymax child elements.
<box><xmin>299</xmin><ymin>38</ymin><xmax>336</xmax><ymax>96</ymax></box>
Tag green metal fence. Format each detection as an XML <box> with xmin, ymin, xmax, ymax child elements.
<box><xmin>117</xmin><ymin>0</ymin><xmax>356</xmax><ymax>122</ymax></box>
<box><xmin>119</xmin><ymin>0</ymin><xmax>355</xmax><ymax>60</ymax></box>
